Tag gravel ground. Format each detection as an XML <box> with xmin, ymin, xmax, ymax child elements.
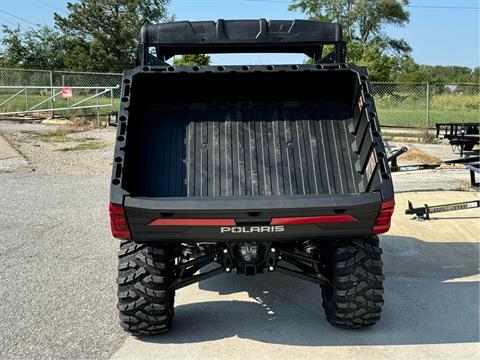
<box><xmin>393</xmin><ymin>168</ymin><xmax>474</xmax><ymax>192</ymax></box>
<box><xmin>389</xmin><ymin>141</ymin><xmax>479</xmax><ymax>164</ymax></box>
<box><xmin>0</xmin><ymin>121</ymin><xmax>52</xmax><ymax>134</ymax></box>
<box><xmin>0</xmin><ymin>122</ymin><xmax>116</xmax><ymax>176</ymax></box>
<box><xmin>386</xmin><ymin>140</ymin><xmax>479</xmax><ymax>192</ymax></box>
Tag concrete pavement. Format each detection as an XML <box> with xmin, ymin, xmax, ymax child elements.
<box><xmin>0</xmin><ymin>172</ymin><xmax>126</xmax><ymax>359</ymax></box>
<box><xmin>0</xmin><ymin>135</ymin><xmax>30</xmax><ymax>172</ymax></box>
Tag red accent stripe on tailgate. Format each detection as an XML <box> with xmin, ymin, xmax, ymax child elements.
<box><xmin>270</xmin><ymin>215</ymin><xmax>357</xmax><ymax>225</ymax></box>
<box><xmin>149</xmin><ymin>218</ymin><xmax>236</xmax><ymax>226</ymax></box>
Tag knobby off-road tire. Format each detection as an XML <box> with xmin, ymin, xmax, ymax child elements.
<box><xmin>321</xmin><ymin>236</ymin><xmax>384</xmax><ymax>328</ymax></box>
<box><xmin>117</xmin><ymin>241</ymin><xmax>175</xmax><ymax>335</ymax></box>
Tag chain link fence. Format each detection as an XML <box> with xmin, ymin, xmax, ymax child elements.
<box><xmin>372</xmin><ymin>82</ymin><xmax>479</xmax><ymax>128</ymax></box>
<box><xmin>0</xmin><ymin>68</ymin><xmax>479</xmax><ymax>128</ymax></box>
<box><xmin>0</xmin><ymin>68</ymin><xmax>122</xmax><ymax>118</ymax></box>
<box><xmin>0</xmin><ymin>67</ymin><xmax>122</xmax><ymax>88</ymax></box>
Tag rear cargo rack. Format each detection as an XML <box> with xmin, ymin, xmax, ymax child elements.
<box><xmin>139</xmin><ymin>19</ymin><xmax>346</xmax><ymax>64</ymax></box>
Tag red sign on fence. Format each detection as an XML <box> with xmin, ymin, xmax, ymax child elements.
<box><xmin>61</xmin><ymin>87</ymin><xmax>73</xmax><ymax>99</ymax></box>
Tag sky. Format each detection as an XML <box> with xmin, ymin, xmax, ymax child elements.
<box><xmin>0</xmin><ymin>0</ymin><xmax>478</xmax><ymax>67</ymax></box>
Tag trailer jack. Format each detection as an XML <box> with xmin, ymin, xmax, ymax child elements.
<box><xmin>405</xmin><ymin>200</ymin><xmax>480</xmax><ymax>220</ymax></box>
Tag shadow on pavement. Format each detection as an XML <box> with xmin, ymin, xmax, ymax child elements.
<box><xmin>139</xmin><ymin>235</ymin><xmax>479</xmax><ymax>346</ymax></box>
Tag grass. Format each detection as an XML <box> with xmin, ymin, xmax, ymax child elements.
<box><xmin>21</xmin><ymin>123</ymin><xmax>108</xmax><ymax>152</ymax></box>
<box><xmin>52</xmin><ymin>120</ymin><xmax>94</xmax><ymax>135</ymax></box>
<box><xmin>23</xmin><ymin>131</ymin><xmax>95</xmax><ymax>143</ymax></box>
<box><xmin>0</xmin><ymin>93</ymin><xmax>119</xmax><ymax>117</ymax></box>
<box><xmin>382</xmin><ymin>131</ymin><xmax>423</xmax><ymax>139</ymax></box>
<box><xmin>382</xmin><ymin>129</ymin><xmax>438</xmax><ymax>142</ymax></box>
<box><xmin>59</xmin><ymin>141</ymin><xmax>107</xmax><ymax>152</ymax></box>
<box><xmin>23</xmin><ymin>123</ymin><xmax>97</xmax><ymax>143</ymax></box>
<box><xmin>22</xmin><ymin>131</ymin><xmax>72</xmax><ymax>143</ymax></box>
<box><xmin>422</xmin><ymin>132</ymin><xmax>437</xmax><ymax>144</ymax></box>
<box><xmin>377</xmin><ymin>108</ymin><xmax>479</xmax><ymax>128</ymax></box>
<box><xmin>375</xmin><ymin>92</ymin><xmax>479</xmax><ymax>128</ymax></box>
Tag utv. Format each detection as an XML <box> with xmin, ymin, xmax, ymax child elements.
<box><xmin>110</xmin><ymin>19</ymin><xmax>394</xmax><ymax>335</ymax></box>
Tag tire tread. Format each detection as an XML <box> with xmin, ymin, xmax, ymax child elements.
<box><xmin>117</xmin><ymin>240</ymin><xmax>174</xmax><ymax>335</ymax></box>
<box><xmin>322</xmin><ymin>237</ymin><xmax>384</xmax><ymax>328</ymax></box>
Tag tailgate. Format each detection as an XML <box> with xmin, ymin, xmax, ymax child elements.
<box><xmin>124</xmin><ymin>193</ymin><xmax>382</xmax><ymax>242</ymax></box>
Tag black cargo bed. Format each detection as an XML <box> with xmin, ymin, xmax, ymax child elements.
<box><xmin>125</xmin><ymin>101</ymin><xmax>364</xmax><ymax>198</ymax></box>
<box><xmin>110</xmin><ymin>21</ymin><xmax>395</xmax><ymax>242</ymax></box>
<box><xmin>120</xmin><ymin>69</ymin><xmax>384</xmax><ymax>203</ymax></box>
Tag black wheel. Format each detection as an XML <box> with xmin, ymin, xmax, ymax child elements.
<box><xmin>321</xmin><ymin>237</ymin><xmax>384</xmax><ymax>328</ymax></box>
<box><xmin>117</xmin><ymin>241</ymin><xmax>175</xmax><ymax>335</ymax></box>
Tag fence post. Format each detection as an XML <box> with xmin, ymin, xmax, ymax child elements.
<box><xmin>425</xmin><ymin>82</ymin><xmax>430</xmax><ymax>130</ymax></box>
<box><xmin>96</xmin><ymin>88</ymin><xmax>100</xmax><ymax>127</ymax></box>
<box><xmin>50</xmin><ymin>70</ymin><xmax>55</xmax><ymax>118</ymax></box>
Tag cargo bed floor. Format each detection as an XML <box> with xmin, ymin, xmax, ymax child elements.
<box><xmin>125</xmin><ymin>102</ymin><xmax>364</xmax><ymax>197</ymax></box>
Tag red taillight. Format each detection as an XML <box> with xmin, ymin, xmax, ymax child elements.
<box><xmin>109</xmin><ymin>203</ymin><xmax>131</xmax><ymax>240</ymax></box>
<box><xmin>373</xmin><ymin>199</ymin><xmax>395</xmax><ymax>234</ymax></box>
<box><xmin>149</xmin><ymin>218</ymin><xmax>236</xmax><ymax>226</ymax></box>
<box><xmin>270</xmin><ymin>215</ymin><xmax>357</xmax><ymax>225</ymax></box>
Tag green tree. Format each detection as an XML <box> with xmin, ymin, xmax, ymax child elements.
<box><xmin>422</xmin><ymin>65</ymin><xmax>479</xmax><ymax>84</ymax></box>
<box><xmin>391</xmin><ymin>59</ymin><xmax>479</xmax><ymax>84</ymax></box>
<box><xmin>390</xmin><ymin>56</ymin><xmax>427</xmax><ymax>82</ymax></box>
<box><xmin>54</xmin><ymin>0</ymin><xmax>170</xmax><ymax>71</ymax></box>
<box><xmin>349</xmin><ymin>43</ymin><xmax>397</xmax><ymax>81</ymax></box>
<box><xmin>289</xmin><ymin>0</ymin><xmax>411</xmax><ymax>53</ymax></box>
<box><xmin>0</xmin><ymin>25</ymin><xmax>67</xmax><ymax>69</ymax></box>
<box><xmin>289</xmin><ymin>0</ymin><xmax>411</xmax><ymax>80</ymax></box>
<box><xmin>172</xmin><ymin>54</ymin><xmax>211</xmax><ymax>66</ymax></box>
<box><xmin>471</xmin><ymin>67</ymin><xmax>480</xmax><ymax>84</ymax></box>
<box><xmin>0</xmin><ymin>26</ymin><xmax>23</xmax><ymax>67</ymax></box>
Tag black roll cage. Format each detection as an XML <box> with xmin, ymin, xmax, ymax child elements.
<box><xmin>137</xmin><ymin>19</ymin><xmax>347</xmax><ymax>66</ymax></box>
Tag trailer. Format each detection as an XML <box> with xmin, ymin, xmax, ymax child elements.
<box><xmin>436</xmin><ymin>122</ymin><xmax>479</xmax><ymax>156</ymax></box>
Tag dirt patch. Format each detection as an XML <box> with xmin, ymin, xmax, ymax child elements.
<box><xmin>4</xmin><ymin>123</ymin><xmax>115</xmax><ymax>175</ymax></box>
<box><xmin>384</xmin><ymin>136</ymin><xmax>423</xmax><ymax>143</ymax></box>
<box><xmin>400</xmin><ymin>146</ymin><xmax>442</xmax><ymax>164</ymax></box>
<box><xmin>59</xmin><ymin>141</ymin><xmax>108</xmax><ymax>152</ymax></box>
<box><xmin>53</xmin><ymin>119</ymin><xmax>94</xmax><ymax>136</ymax></box>
<box><xmin>22</xmin><ymin>131</ymin><xmax>97</xmax><ymax>144</ymax></box>
<box><xmin>382</xmin><ymin>129</ymin><xmax>441</xmax><ymax>144</ymax></box>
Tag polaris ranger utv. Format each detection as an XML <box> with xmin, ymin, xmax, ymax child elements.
<box><xmin>110</xmin><ymin>19</ymin><xmax>395</xmax><ymax>335</ymax></box>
